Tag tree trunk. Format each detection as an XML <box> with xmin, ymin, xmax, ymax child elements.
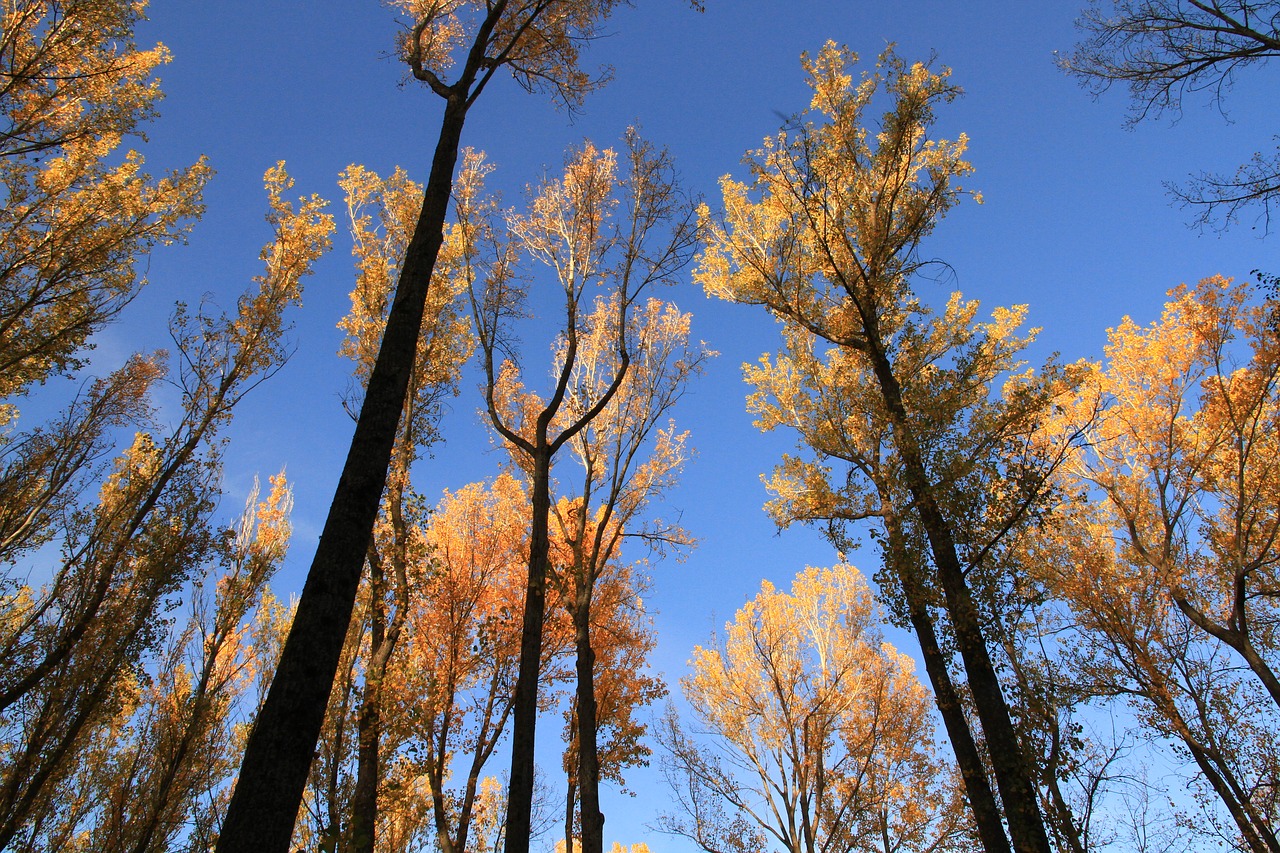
<box><xmin>349</xmin><ymin>556</ymin><xmax>386</xmax><ymax>853</ymax></box>
<box><xmin>505</xmin><ymin>449</ymin><xmax>553</xmax><ymax>853</ymax></box>
<box><xmin>902</xmin><ymin>580</ymin><xmax>1011</xmax><ymax>850</ymax></box>
<box><xmin>574</xmin><ymin>601</ymin><xmax>604</xmax><ymax>853</ymax></box>
<box><xmin>863</xmin><ymin>328</ymin><xmax>1051</xmax><ymax>853</ymax></box>
<box><xmin>881</xmin><ymin>507</ymin><xmax>1010</xmax><ymax>853</ymax></box>
<box><xmin>215</xmin><ymin>93</ymin><xmax>470</xmax><ymax>853</ymax></box>
<box><xmin>564</xmin><ymin>770</ymin><xmax>577</xmax><ymax>853</ymax></box>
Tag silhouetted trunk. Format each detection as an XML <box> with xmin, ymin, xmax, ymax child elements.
<box><xmin>349</xmin><ymin>555</ymin><xmax>385</xmax><ymax>853</ymax></box>
<box><xmin>564</xmin><ymin>767</ymin><xmax>577</xmax><ymax>853</ymax></box>
<box><xmin>893</xmin><ymin>561</ymin><xmax>1010</xmax><ymax>850</ymax></box>
<box><xmin>863</xmin><ymin>320</ymin><xmax>1051</xmax><ymax>853</ymax></box>
<box><xmin>216</xmin><ymin>92</ymin><xmax>471</xmax><ymax>853</ymax></box>
<box><xmin>879</xmin><ymin>498</ymin><xmax>1008</xmax><ymax>852</ymax></box>
<box><xmin>505</xmin><ymin>450</ymin><xmax>553</xmax><ymax>853</ymax></box>
<box><xmin>573</xmin><ymin>600</ymin><xmax>604</xmax><ymax>853</ymax></box>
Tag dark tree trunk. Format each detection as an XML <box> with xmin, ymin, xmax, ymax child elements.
<box><xmin>564</xmin><ymin>770</ymin><xmax>577</xmax><ymax>853</ymax></box>
<box><xmin>349</xmin><ymin>557</ymin><xmax>385</xmax><ymax>853</ymax></box>
<box><xmin>215</xmin><ymin>94</ymin><xmax>470</xmax><ymax>853</ymax></box>
<box><xmin>573</xmin><ymin>601</ymin><xmax>604</xmax><ymax>853</ymax></box>
<box><xmin>505</xmin><ymin>450</ymin><xmax>553</xmax><ymax>853</ymax></box>
<box><xmin>863</xmin><ymin>326</ymin><xmax>1052</xmax><ymax>853</ymax></box>
<box><xmin>889</xmin><ymin>544</ymin><xmax>1011</xmax><ymax>853</ymax></box>
<box><xmin>880</xmin><ymin>507</ymin><xmax>1009</xmax><ymax>851</ymax></box>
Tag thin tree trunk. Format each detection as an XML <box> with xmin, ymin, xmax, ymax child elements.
<box><xmin>216</xmin><ymin>93</ymin><xmax>471</xmax><ymax>853</ymax></box>
<box><xmin>564</xmin><ymin>768</ymin><xmax>577</xmax><ymax>853</ymax></box>
<box><xmin>506</xmin><ymin>450</ymin><xmax>553</xmax><ymax>853</ymax></box>
<box><xmin>349</xmin><ymin>555</ymin><xmax>386</xmax><ymax>853</ymax></box>
<box><xmin>574</xmin><ymin>601</ymin><xmax>604</xmax><ymax>853</ymax></box>
<box><xmin>1174</xmin><ymin>709</ymin><xmax>1279</xmax><ymax>853</ymax></box>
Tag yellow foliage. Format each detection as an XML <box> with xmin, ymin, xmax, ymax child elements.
<box><xmin>668</xmin><ymin>565</ymin><xmax>960</xmax><ymax>852</ymax></box>
<box><xmin>0</xmin><ymin>0</ymin><xmax>211</xmax><ymax>402</ymax></box>
<box><xmin>392</xmin><ymin>0</ymin><xmax>627</xmax><ymax>110</ymax></box>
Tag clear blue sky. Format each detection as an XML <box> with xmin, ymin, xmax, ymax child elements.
<box><xmin>100</xmin><ymin>1</ymin><xmax>1279</xmax><ymax>848</ymax></box>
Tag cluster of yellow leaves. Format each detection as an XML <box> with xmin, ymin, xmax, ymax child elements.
<box><xmin>0</xmin><ymin>160</ymin><xmax>328</xmax><ymax>850</ymax></box>
<box><xmin>1050</xmin><ymin>275</ymin><xmax>1280</xmax><ymax>648</ymax></box>
<box><xmin>338</xmin><ymin>164</ymin><xmax>473</xmax><ymax>402</ymax></box>
<box><xmin>554</xmin><ymin>841</ymin><xmax>652</xmax><ymax>853</ymax></box>
<box><xmin>0</xmin><ymin>0</ymin><xmax>211</xmax><ymax>404</ymax></box>
<box><xmin>1027</xmin><ymin>275</ymin><xmax>1280</xmax><ymax>850</ymax></box>
<box><xmin>697</xmin><ymin>42</ymin><xmax>975</xmax><ymax>347</ymax></box>
<box><xmin>374</xmin><ymin>474</ymin><xmax>570</xmax><ymax>851</ymax></box>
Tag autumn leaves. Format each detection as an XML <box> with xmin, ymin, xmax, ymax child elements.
<box><xmin>6</xmin><ymin>0</ymin><xmax>1280</xmax><ymax>850</ymax></box>
<box><xmin>0</xmin><ymin>1</ymin><xmax>333</xmax><ymax>845</ymax></box>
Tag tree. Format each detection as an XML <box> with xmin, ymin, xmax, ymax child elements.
<box><xmin>0</xmin><ymin>0</ymin><xmax>210</xmax><ymax>408</ymax></box>
<box><xmin>658</xmin><ymin>565</ymin><xmax>969</xmax><ymax>853</ymax></box>
<box><xmin>36</xmin><ymin>474</ymin><xmax>294</xmax><ymax>853</ymax></box>
<box><xmin>456</xmin><ymin>131</ymin><xmax>700</xmax><ymax>851</ymax></box>
<box><xmin>540</xmin><ymin>286</ymin><xmax>703</xmax><ymax>853</ymax></box>
<box><xmin>698</xmin><ymin>44</ymin><xmax>1078</xmax><ymax>852</ymax></box>
<box><xmin>0</xmin><ymin>164</ymin><xmax>332</xmax><ymax>851</ymax></box>
<box><xmin>0</xmin><ymin>0</ymin><xmax>208</xmax><ymax>566</ymax></box>
<box><xmin>216</xmin><ymin>2</ymin><xmax>657</xmax><ymax>846</ymax></box>
<box><xmin>1062</xmin><ymin>0</ymin><xmax>1280</xmax><ymax>229</ymax></box>
<box><xmin>1034</xmin><ymin>275</ymin><xmax>1280</xmax><ymax>851</ymax></box>
<box><xmin>557</xmin><ymin>560</ymin><xmax>668</xmax><ymax>853</ymax></box>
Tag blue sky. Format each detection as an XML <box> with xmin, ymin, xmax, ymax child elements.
<box><xmin>98</xmin><ymin>1</ymin><xmax>1280</xmax><ymax>847</ymax></box>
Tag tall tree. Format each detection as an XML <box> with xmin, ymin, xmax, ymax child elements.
<box><xmin>337</xmin><ymin>162</ymin><xmax>473</xmax><ymax>853</ymax></box>
<box><xmin>216</xmin><ymin>3</ymin><xmax>652</xmax><ymax>847</ymax></box>
<box><xmin>390</xmin><ymin>474</ymin><xmax>571</xmax><ymax>853</ymax></box>
<box><xmin>537</xmin><ymin>288</ymin><xmax>704</xmax><ymax>853</ymax></box>
<box><xmin>0</xmin><ymin>0</ymin><xmax>208</xmax><ymax>570</ymax></box>
<box><xmin>46</xmin><ymin>474</ymin><xmax>294</xmax><ymax>853</ymax></box>
<box><xmin>657</xmin><ymin>565</ymin><xmax>969</xmax><ymax>853</ymax></box>
<box><xmin>698</xmin><ymin>44</ymin><xmax>1076</xmax><ymax>852</ymax></box>
<box><xmin>456</xmin><ymin>131</ymin><xmax>699</xmax><ymax>851</ymax></box>
<box><xmin>1062</xmin><ymin>0</ymin><xmax>1280</xmax><ymax>228</ymax></box>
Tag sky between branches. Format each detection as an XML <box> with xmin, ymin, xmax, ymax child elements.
<box><xmin>100</xmin><ymin>1</ymin><xmax>1280</xmax><ymax>847</ymax></box>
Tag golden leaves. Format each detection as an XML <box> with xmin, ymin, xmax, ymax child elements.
<box><xmin>394</xmin><ymin>0</ymin><xmax>625</xmax><ymax>109</ymax></box>
<box><xmin>669</xmin><ymin>564</ymin><xmax>955</xmax><ymax>852</ymax></box>
<box><xmin>698</xmin><ymin>43</ymin><xmax>975</xmax><ymax>349</ymax></box>
<box><xmin>1052</xmin><ymin>275</ymin><xmax>1280</xmax><ymax>632</ymax></box>
<box><xmin>336</xmin><ymin>162</ymin><xmax>473</xmax><ymax>460</ymax></box>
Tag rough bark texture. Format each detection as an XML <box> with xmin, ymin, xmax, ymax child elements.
<box><xmin>215</xmin><ymin>95</ymin><xmax>469</xmax><ymax>853</ymax></box>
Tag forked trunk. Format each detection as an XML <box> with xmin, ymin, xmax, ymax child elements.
<box><xmin>506</xmin><ymin>450</ymin><xmax>554</xmax><ymax>853</ymax></box>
